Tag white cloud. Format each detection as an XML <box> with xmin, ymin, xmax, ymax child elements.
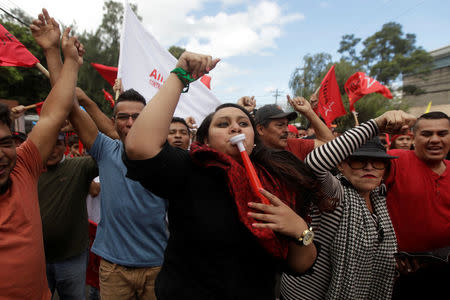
<box><xmin>210</xmin><ymin>60</ymin><xmax>249</xmax><ymax>87</ymax></box>
<box><xmin>139</xmin><ymin>0</ymin><xmax>304</xmax><ymax>58</ymax></box>
<box><xmin>264</xmin><ymin>86</ymin><xmax>276</xmax><ymax>93</ymax></box>
<box><xmin>13</xmin><ymin>1</ymin><xmax>303</xmax><ymax>59</ymax></box>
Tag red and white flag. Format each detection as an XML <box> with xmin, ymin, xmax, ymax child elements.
<box><xmin>0</xmin><ymin>24</ymin><xmax>39</xmax><ymax>67</ymax></box>
<box><xmin>344</xmin><ymin>72</ymin><xmax>393</xmax><ymax>112</ymax></box>
<box><xmin>317</xmin><ymin>65</ymin><xmax>346</xmax><ymax>126</ymax></box>
<box><xmin>118</xmin><ymin>4</ymin><xmax>220</xmax><ymax>122</ymax></box>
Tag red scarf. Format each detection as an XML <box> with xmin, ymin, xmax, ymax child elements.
<box><xmin>190</xmin><ymin>142</ymin><xmax>295</xmax><ymax>259</ymax></box>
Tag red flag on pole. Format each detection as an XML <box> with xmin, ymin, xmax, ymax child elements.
<box><xmin>344</xmin><ymin>72</ymin><xmax>393</xmax><ymax>112</ymax></box>
<box><xmin>91</xmin><ymin>63</ymin><xmax>118</xmax><ymax>87</ymax></box>
<box><xmin>102</xmin><ymin>89</ymin><xmax>115</xmax><ymax>108</ymax></box>
<box><xmin>34</xmin><ymin>101</ymin><xmax>44</xmax><ymax>115</ymax></box>
<box><xmin>0</xmin><ymin>24</ymin><xmax>39</xmax><ymax>67</ymax></box>
<box><xmin>317</xmin><ymin>65</ymin><xmax>346</xmax><ymax>126</ymax></box>
<box><xmin>200</xmin><ymin>75</ymin><xmax>211</xmax><ymax>89</ymax></box>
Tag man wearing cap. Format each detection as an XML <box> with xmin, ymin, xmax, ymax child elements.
<box><xmin>385</xmin><ymin>111</ymin><xmax>450</xmax><ymax>299</ymax></box>
<box><xmin>254</xmin><ymin>96</ymin><xmax>334</xmax><ymax>160</ymax></box>
<box><xmin>37</xmin><ymin>132</ymin><xmax>98</xmax><ymax>299</ymax></box>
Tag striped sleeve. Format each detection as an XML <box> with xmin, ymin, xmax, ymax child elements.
<box><xmin>304</xmin><ymin>120</ymin><xmax>379</xmax><ymax>199</ymax></box>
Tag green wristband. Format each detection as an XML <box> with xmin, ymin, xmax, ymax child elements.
<box><xmin>170</xmin><ymin>67</ymin><xmax>195</xmax><ymax>93</ymax></box>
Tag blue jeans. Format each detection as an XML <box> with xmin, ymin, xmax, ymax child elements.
<box><xmin>88</xmin><ymin>286</ymin><xmax>100</xmax><ymax>300</ymax></box>
<box><xmin>46</xmin><ymin>250</ymin><xmax>88</xmax><ymax>300</ymax></box>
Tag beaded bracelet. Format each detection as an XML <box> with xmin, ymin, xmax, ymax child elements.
<box><xmin>170</xmin><ymin>67</ymin><xmax>195</xmax><ymax>93</ymax></box>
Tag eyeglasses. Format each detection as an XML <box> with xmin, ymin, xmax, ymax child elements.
<box><xmin>115</xmin><ymin>113</ymin><xmax>140</xmax><ymax>121</ymax></box>
<box><xmin>346</xmin><ymin>158</ymin><xmax>387</xmax><ymax>170</ymax></box>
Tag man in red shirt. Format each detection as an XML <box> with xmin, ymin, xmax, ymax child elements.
<box><xmin>0</xmin><ymin>14</ymin><xmax>84</xmax><ymax>299</ymax></box>
<box><xmin>385</xmin><ymin>111</ymin><xmax>450</xmax><ymax>299</ymax></box>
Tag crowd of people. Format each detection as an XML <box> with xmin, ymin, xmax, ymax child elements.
<box><xmin>0</xmin><ymin>8</ymin><xmax>449</xmax><ymax>300</ymax></box>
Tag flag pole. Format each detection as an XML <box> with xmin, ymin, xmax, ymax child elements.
<box><xmin>35</xmin><ymin>63</ymin><xmax>50</xmax><ymax>78</ymax></box>
<box><xmin>352</xmin><ymin>110</ymin><xmax>360</xmax><ymax>126</ymax></box>
<box><xmin>23</xmin><ymin>104</ymin><xmax>38</xmax><ymax>110</ymax></box>
<box><xmin>313</xmin><ymin>84</ymin><xmax>321</xmax><ymax>96</ymax></box>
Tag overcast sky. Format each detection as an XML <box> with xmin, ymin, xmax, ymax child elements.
<box><xmin>6</xmin><ymin>0</ymin><xmax>450</xmax><ymax>106</ymax></box>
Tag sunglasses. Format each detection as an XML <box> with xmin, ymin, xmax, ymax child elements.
<box><xmin>115</xmin><ymin>113</ymin><xmax>140</xmax><ymax>121</ymax></box>
<box><xmin>346</xmin><ymin>158</ymin><xmax>387</xmax><ymax>170</ymax></box>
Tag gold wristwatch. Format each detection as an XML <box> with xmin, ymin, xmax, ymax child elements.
<box><xmin>293</xmin><ymin>227</ymin><xmax>314</xmax><ymax>246</ymax></box>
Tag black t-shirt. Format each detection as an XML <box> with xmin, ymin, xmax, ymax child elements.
<box><xmin>124</xmin><ymin>143</ymin><xmax>280</xmax><ymax>300</ymax></box>
<box><xmin>38</xmin><ymin>156</ymin><xmax>98</xmax><ymax>262</ymax></box>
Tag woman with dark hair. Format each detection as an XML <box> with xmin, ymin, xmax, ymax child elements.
<box><xmin>123</xmin><ymin>52</ymin><xmax>321</xmax><ymax>299</ymax></box>
<box><xmin>280</xmin><ymin>111</ymin><xmax>416</xmax><ymax>300</ymax></box>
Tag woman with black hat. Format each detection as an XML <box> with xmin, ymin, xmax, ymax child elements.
<box><xmin>280</xmin><ymin>111</ymin><xmax>416</xmax><ymax>300</ymax></box>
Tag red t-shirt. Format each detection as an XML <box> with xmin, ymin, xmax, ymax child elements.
<box><xmin>0</xmin><ymin>140</ymin><xmax>50</xmax><ymax>299</ymax></box>
<box><xmin>385</xmin><ymin>149</ymin><xmax>450</xmax><ymax>252</ymax></box>
<box><xmin>285</xmin><ymin>138</ymin><xmax>315</xmax><ymax>161</ymax></box>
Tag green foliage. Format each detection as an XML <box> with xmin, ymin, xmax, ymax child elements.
<box><xmin>289</xmin><ymin>53</ymin><xmax>332</xmax><ymax>99</ymax></box>
<box><xmin>168</xmin><ymin>46</ymin><xmax>186</xmax><ymax>59</ymax></box>
<box><xmin>360</xmin><ymin>22</ymin><xmax>433</xmax><ymax>84</ymax></box>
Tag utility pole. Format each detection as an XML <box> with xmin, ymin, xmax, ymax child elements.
<box><xmin>272</xmin><ymin>89</ymin><xmax>283</xmax><ymax>105</ymax></box>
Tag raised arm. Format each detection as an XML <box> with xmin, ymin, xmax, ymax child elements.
<box><xmin>31</xmin><ymin>9</ymin><xmax>101</xmax><ymax>150</ymax></box>
<box><xmin>30</xmin><ymin>8</ymin><xmax>62</xmax><ymax>86</ymax></box>
<box><xmin>75</xmin><ymin>87</ymin><xmax>119</xmax><ymax>140</ymax></box>
<box><xmin>287</xmin><ymin>94</ymin><xmax>334</xmax><ymax>148</ymax></box>
<box><xmin>305</xmin><ymin>110</ymin><xmax>416</xmax><ymax>181</ymax></box>
<box><xmin>125</xmin><ymin>52</ymin><xmax>219</xmax><ymax>160</ymax></box>
<box><xmin>27</xmin><ymin>27</ymin><xmax>83</xmax><ymax>162</ymax></box>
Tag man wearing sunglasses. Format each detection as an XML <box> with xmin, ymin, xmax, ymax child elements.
<box><xmin>71</xmin><ymin>89</ymin><xmax>168</xmax><ymax>300</ymax></box>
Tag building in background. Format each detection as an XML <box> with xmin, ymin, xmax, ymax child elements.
<box><xmin>403</xmin><ymin>45</ymin><xmax>450</xmax><ymax>116</ymax></box>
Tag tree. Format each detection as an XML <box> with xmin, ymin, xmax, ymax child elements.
<box><xmin>75</xmin><ymin>0</ymin><xmax>141</xmax><ymax>116</ymax></box>
<box><xmin>360</xmin><ymin>22</ymin><xmax>432</xmax><ymax>85</ymax></box>
<box><xmin>289</xmin><ymin>53</ymin><xmax>332</xmax><ymax>99</ymax></box>
<box><xmin>338</xmin><ymin>34</ymin><xmax>361</xmax><ymax>64</ymax></box>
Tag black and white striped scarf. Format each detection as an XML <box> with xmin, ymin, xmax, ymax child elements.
<box><xmin>326</xmin><ymin>175</ymin><xmax>397</xmax><ymax>300</ymax></box>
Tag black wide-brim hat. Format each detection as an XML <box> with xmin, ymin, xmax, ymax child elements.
<box><xmin>255</xmin><ymin>104</ymin><xmax>297</xmax><ymax>124</ymax></box>
<box><xmin>349</xmin><ymin>137</ymin><xmax>398</xmax><ymax>159</ymax></box>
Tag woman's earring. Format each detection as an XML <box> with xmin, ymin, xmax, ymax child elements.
<box><xmin>253</xmin><ymin>144</ymin><xmax>256</xmax><ymax>148</ymax></box>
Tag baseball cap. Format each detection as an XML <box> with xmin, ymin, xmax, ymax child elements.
<box><xmin>255</xmin><ymin>104</ymin><xmax>297</xmax><ymax>124</ymax></box>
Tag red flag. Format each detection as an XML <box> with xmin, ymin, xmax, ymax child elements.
<box><xmin>91</xmin><ymin>63</ymin><xmax>118</xmax><ymax>87</ymax></box>
<box><xmin>317</xmin><ymin>65</ymin><xmax>346</xmax><ymax>126</ymax></box>
<box><xmin>344</xmin><ymin>72</ymin><xmax>393</xmax><ymax>112</ymax></box>
<box><xmin>0</xmin><ymin>24</ymin><xmax>39</xmax><ymax>67</ymax></box>
<box><xmin>102</xmin><ymin>89</ymin><xmax>115</xmax><ymax>108</ymax></box>
<box><xmin>86</xmin><ymin>220</ymin><xmax>100</xmax><ymax>289</ymax></box>
<box><xmin>34</xmin><ymin>101</ymin><xmax>44</xmax><ymax>115</ymax></box>
<box><xmin>200</xmin><ymin>75</ymin><xmax>211</xmax><ymax>89</ymax></box>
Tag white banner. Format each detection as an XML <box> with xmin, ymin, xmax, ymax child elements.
<box><xmin>118</xmin><ymin>3</ymin><xmax>221</xmax><ymax>123</ymax></box>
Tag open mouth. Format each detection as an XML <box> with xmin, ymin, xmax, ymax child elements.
<box><xmin>426</xmin><ymin>146</ymin><xmax>442</xmax><ymax>154</ymax></box>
